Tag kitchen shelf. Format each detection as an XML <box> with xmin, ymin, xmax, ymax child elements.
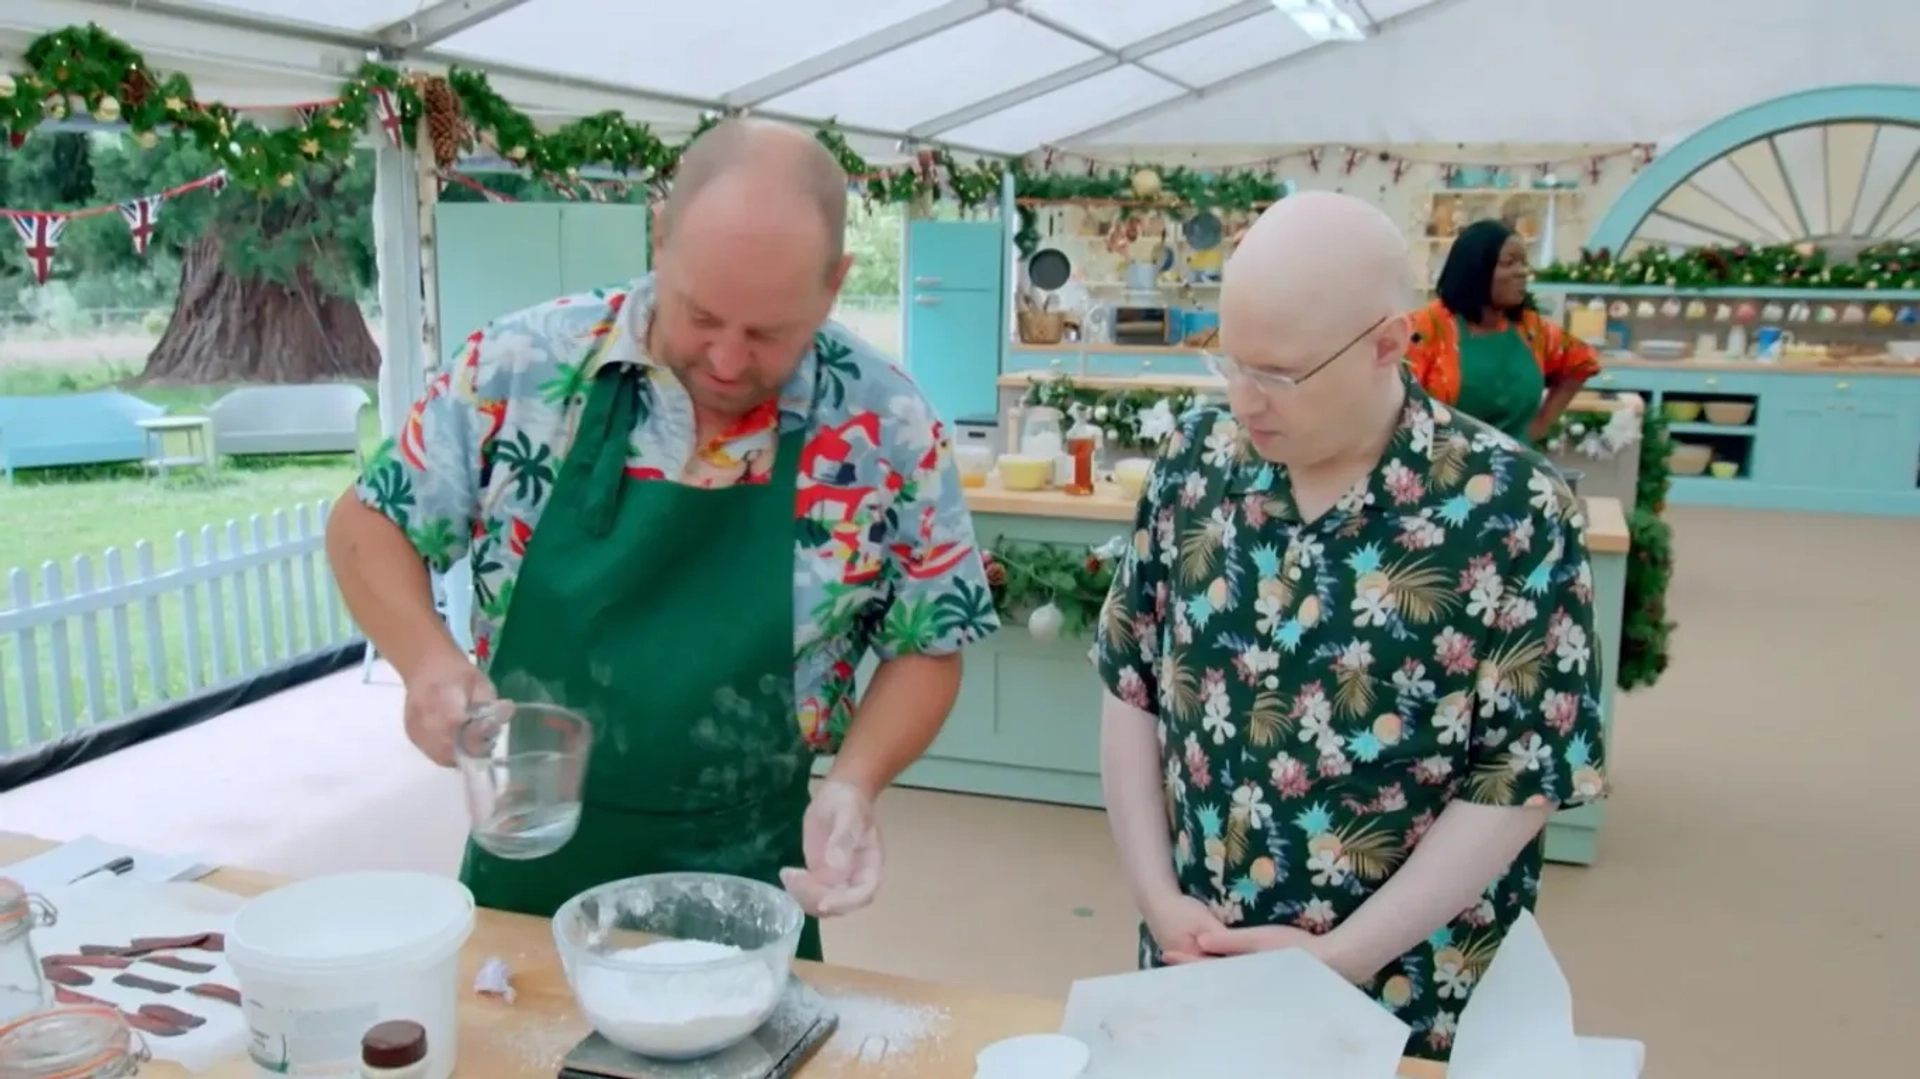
<box><xmin>1534</xmin><ymin>282</ymin><xmax>1920</xmax><ymax>302</ymax></box>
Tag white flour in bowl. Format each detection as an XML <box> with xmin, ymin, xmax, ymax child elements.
<box><xmin>574</xmin><ymin>940</ymin><xmax>782</xmax><ymax>1057</ymax></box>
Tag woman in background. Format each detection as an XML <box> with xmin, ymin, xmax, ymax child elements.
<box><xmin>1406</xmin><ymin>219</ymin><xmax>1599</xmax><ymax>445</ymax></box>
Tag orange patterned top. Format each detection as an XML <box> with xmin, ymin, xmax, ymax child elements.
<box><xmin>1404</xmin><ymin>299</ymin><xmax>1601</xmax><ymax>405</ymax></box>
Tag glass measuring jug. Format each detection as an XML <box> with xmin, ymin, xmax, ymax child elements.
<box><xmin>455</xmin><ymin>701</ymin><xmax>593</xmax><ymax>860</ymax></box>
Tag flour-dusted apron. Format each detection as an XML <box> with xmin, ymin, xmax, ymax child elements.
<box><xmin>1451</xmin><ymin>315</ymin><xmax>1547</xmax><ymax>445</ymax></box>
<box><xmin>459</xmin><ymin>364</ymin><xmax>822</xmax><ymax>960</ymax></box>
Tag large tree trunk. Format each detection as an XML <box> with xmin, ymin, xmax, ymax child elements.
<box><xmin>141</xmin><ymin>235</ymin><xmax>380</xmax><ymax>385</ymax></box>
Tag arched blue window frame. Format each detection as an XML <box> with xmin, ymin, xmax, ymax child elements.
<box><xmin>1588</xmin><ymin>84</ymin><xmax>1920</xmax><ymax>253</ymax></box>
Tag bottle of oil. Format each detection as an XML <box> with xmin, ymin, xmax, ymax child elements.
<box><xmin>1064</xmin><ymin>405</ymin><xmax>1101</xmax><ymax>497</ymax></box>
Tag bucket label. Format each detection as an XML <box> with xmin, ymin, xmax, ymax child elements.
<box><xmin>243</xmin><ymin>999</ymin><xmax>380</xmax><ymax>1076</ymax></box>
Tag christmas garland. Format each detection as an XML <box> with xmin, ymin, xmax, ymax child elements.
<box><xmin>2</xmin><ymin>23</ymin><xmax>1291</xmax><ymax>216</ymax></box>
<box><xmin>981</xmin><ymin>536</ymin><xmax>1125</xmax><ymax>639</ymax></box>
<box><xmin>1018</xmin><ymin>375</ymin><xmax>1203</xmax><ymax>452</ymax></box>
<box><xmin>1542</xmin><ymin>403</ymin><xmax>1643</xmax><ymax>461</ymax></box>
<box><xmin>1547</xmin><ymin>406</ymin><xmax>1674</xmax><ymax>692</ymax></box>
<box><xmin>1618</xmin><ymin>407</ymin><xmax>1675</xmax><ymax>693</ymax></box>
<box><xmin>1012</xmin><ymin>163</ymin><xmax>1288</xmax><ymax>256</ymax></box>
<box><xmin>1537</xmin><ymin>242</ymin><xmax>1920</xmax><ymax>291</ymax></box>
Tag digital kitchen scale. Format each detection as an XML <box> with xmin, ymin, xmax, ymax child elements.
<box><xmin>558</xmin><ymin>977</ymin><xmax>837</xmax><ymax>1079</ymax></box>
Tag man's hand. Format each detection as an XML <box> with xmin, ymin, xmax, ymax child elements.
<box><xmin>402</xmin><ymin>652</ymin><xmax>495</xmax><ymax>767</ymax></box>
<box><xmin>1143</xmin><ymin>893</ymin><xmax>1228</xmax><ymax>965</ymax></box>
<box><xmin>780</xmin><ymin>780</ymin><xmax>882</xmax><ymax>917</ymax></box>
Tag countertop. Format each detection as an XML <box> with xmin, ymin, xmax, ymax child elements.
<box><xmin>1601</xmin><ymin>354</ymin><xmax>1920</xmax><ymax>376</ymax></box>
<box><xmin>0</xmin><ymin>833</ymin><xmax>1446</xmax><ymax>1078</ymax></box>
<box><xmin>967</xmin><ymin>487</ymin><xmax>1632</xmax><ymax>555</ymax></box>
<box><xmin>995</xmin><ymin>371</ymin><xmax>1640</xmax><ymax>414</ymax></box>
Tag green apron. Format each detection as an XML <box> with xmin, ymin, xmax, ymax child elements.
<box><xmin>1451</xmin><ymin>315</ymin><xmax>1546</xmax><ymax>445</ymax></box>
<box><xmin>460</xmin><ymin>364</ymin><xmax>823</xmax><ymax>962</ymax></box>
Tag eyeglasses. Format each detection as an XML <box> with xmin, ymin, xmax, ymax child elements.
<box><xmin>1204</xmin><ymin>315</ymin><xmax>1389</xmax><ymax>392</ymax></box>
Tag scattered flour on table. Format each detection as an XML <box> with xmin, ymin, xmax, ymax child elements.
<box><xmin>817</xmin><ymin>988</ymin><xmax>952</xmax><ymax>1071</ymax></box>
<box><xmin>501</xmin><ymin>1020</ymin><xmax>585</xmax><ymax>1071</ymax></box>
<box><xmin>573</xmin><ymin>940</ymin><xmax>782</xmax><ymax>1057</ymax></box>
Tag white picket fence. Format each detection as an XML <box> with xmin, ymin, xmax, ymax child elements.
<box><xmin>0</xmin><ymin>500</ymin><xmax>363</xmax><ymax>758</ymax></box>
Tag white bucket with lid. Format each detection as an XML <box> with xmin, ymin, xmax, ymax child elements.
<box><xmin>227</xmin><ymin>872</ymin><xmax>474</xmax><ymax>1079</ymax></box>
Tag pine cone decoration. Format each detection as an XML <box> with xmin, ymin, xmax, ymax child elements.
<box><xmin>421</xmin><ymin>76</ymin><xmax>465</xmax><ymax>170</ymax></box>
<box><xmin>983</xmin><ymin>555</ymin><xmax>1007</xmax><ymax>590</ymax></box>
<box><xmin>120</xmin><ymin>68</ymin><xmax>153</xmax><ymax>109</ymax></box>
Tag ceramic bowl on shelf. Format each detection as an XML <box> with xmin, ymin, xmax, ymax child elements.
<box><xmin>1702</xmin><ymin>402</ymin><xmax>1754</xmax><ymax>426</ymax></box>
<box><xmin>1709</xmin><ymin>461</ymin><xmax>1740</xmax><ymax>480</ymax></box>
<box><xmin>1668</xmin><ymin>443</ymin><xmax>1712</xmax><ymax>476</ymax></box>
<box><xmin>997</xmin><ymin>454</ymin><xmax>1052</xmax><ymax>491</ymax></box>
<box><xmin>1662</xmin><ymin>400</ymin><xmax>1703</xmax><ymax>423</ymax></box>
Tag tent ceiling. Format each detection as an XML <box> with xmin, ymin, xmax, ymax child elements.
<box><xmin>3</xmin><ymin>0</ymin><xmax>1443</xmax><ymax>156</ymax></box>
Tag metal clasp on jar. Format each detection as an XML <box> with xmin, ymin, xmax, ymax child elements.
<box><xmin>0</xmin><ymin>877</ymin><xmax>58</xmax><ymax>944</ymax></box>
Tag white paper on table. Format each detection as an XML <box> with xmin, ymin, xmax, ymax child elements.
<box><xmin>1</xmin><ymin>835</ymin><xmax>213</xmax><ymax>895</ymax></box>
<box><xmin>1060</xmin><ymin>949</ymin><xmax>1411</xmax><ymax>1079</ymax></box>
<box><xmin>1449</xmin><ymin>911</ymin><xmax>1646</xmax><ymax>1079</ymax></box>
<box><xmin>28</xmin><ymin>876</ymin><xmax>250</xmax><ymax>1074</ymax></box>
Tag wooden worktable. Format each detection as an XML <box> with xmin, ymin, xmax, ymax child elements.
<box><xmin>967</xmin><ymin>488</ymin><xmax>1631</xmax><ymax>555</ymax></box>
<box><xmin>0</xmin><ymin>834</ymin><xmax>1445</xmax><ymax>1078</ymax></box>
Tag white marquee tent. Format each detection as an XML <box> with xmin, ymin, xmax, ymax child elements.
<box><xmin>3</xmin><ymin>0</ymin><xmax>1912</xmax><ymax>161</ymax></box>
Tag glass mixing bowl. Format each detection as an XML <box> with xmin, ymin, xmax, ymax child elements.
<box><xmin>552</xmin><ymin>874</ymin><xmax>803</xmax><ymax>1060</ymax></box>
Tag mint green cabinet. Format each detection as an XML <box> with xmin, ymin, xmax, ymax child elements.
<box><xmin>434</xmin><ymin>203</ymin><xmax>649</xmax><ymax>363</ymax></box>
<box><xmin>907</xmin><ymin>288</ymin><xmax>1002</xmax><ymax>421</ymax></box>
<box><xmin>905</xmin><ymin>220</ymin><xmax>1005</xmax><ymax>422</ymax></box>
<box><xmin>1753</xmin><ymin>388</ymin><xmax>1920</xmax><ymax>493</ymax></box>
<box><xmin>1589</xmin><ymin>367</ymin><xmax>1920</xmax><ymax>515</ymax></box>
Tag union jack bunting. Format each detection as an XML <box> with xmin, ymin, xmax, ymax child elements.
<box><xmin>372</xmin><ymin>87</ymin><xmax>405</xmax><ymax>148</ymax></box>
<box><xmin>119</xmin><ymin>195</ymin><xmax>165</xmax><ymax>256</ymax></box>
<box><xmin>10</xmin><ymin>213</ymin><xmax>67</xmax><ymax>285</ymax></box>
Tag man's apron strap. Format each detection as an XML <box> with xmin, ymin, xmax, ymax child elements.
<box><xmin>582</xmin><ymin>366</ymin><xmax>644</xmax><ymax>538</ymax></box>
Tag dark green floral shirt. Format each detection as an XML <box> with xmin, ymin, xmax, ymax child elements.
<box><xmin>1094</xmin><ymin>374</ymin><xmax>1607</xmax><ymax>1060</ymax></box>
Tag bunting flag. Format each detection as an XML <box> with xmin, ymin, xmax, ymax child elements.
<box><xmin>0</xmin><ymin>169</ymin><xmax>226</xmax><ymax>285</ymax></box>
<box><xmin>118</xmin><ymin>195</ymin><xmax>164</xmax><ymax>256</ymax></box>
<box><xmin>372</xmin><ymin>87</ymin><xmax>405</xmax><ymax>148</ymax></box>
<box><xmin>11</xmin><ymin>213</ymin><xmax>67</xmax><ymax>284</ymax></box>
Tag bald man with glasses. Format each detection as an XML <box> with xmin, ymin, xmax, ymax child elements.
<box><xmin>1093</xmin><ymin>192</ymin><xmax>1608</xmax><ymax>1062</ymax></box>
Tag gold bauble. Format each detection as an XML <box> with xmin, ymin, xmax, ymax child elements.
<box><xmin>1130</xmin><ymin>168</ymin><xmax>1162</xmax><ymax>199</ymax></box>
<box><xmin>506</xmin><ymin>145</ymin><xmax>527</xmax><ymax>161</ymax></box>
<box><xmin>164</xmin><ymin>96</ymin><xmax>186</xmax><ymax>112</ymax></box>
<box><xmin>135</xmin><ymin>130</ymin><xmax>159</xmax><ymax>149</ymax></box>
<box><xmin>0</xmin><ymin>74</ymin><xmax>15</xmax><ymax>99</ymax></box>
<box><xmin>278</xmin><ymin>173</ymin><xmax>295</xmax><ymax>187</ymax></box>
<box><xmin>92</xmin><ymin>95</ymin><xmax>121</xmax><ymax>123</ymax></box>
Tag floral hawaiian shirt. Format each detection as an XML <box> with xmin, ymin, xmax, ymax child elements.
<box><xmin>355</xmin><ymin>275</ymin><xmax>1000</xmax><ymax>753</ymax></box>
<box><xmin>1093</xmin><ymin>373</ymin><xmax>1607</xmax><ymax>1060</ymax></box>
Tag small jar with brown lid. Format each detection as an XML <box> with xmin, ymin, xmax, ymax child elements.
<box><xmin>359</xmin><ymin>1019</ymin><xmax>429</xmax><ymax>1079</ymax></box>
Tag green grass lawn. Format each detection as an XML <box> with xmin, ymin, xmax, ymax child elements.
<box><xmin>0</xmin><ymin>360</ymin><xmax>380</xmax><ymax>752</ymax></box>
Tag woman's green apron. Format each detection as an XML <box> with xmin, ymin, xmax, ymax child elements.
<box><xmin>460</xmin><ymin>362</ymin><xmax>823</xmax><ymax>961</ymax></box>
<box><xmin>1451</xmin><ymin>315</ymin><xmax>1546</xmax><ymax>445</ymax></box>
